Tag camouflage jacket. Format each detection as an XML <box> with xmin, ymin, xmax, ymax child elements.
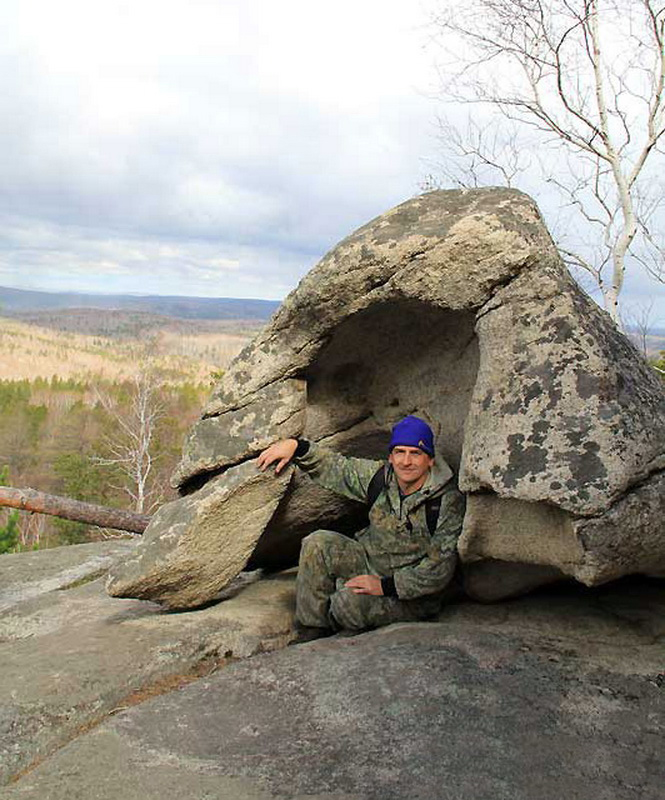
<box><xmin>295</xmin><ymin>442</ymin><xmax>466</xmax><ymax>600</ymax></box>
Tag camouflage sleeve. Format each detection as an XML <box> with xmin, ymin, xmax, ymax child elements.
<box><xmin>392</xmin><ymin>485</ymin><xmax>466</xmax><ymax>600</ymax></box>
<box><xmin>294</xmin><ymin>441</ymin><xmax>383</xmax><ymax>504</ymax></box>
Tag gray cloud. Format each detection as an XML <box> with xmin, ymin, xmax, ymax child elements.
<box><xmin>0</xmin><ymin>0</ymin><xmax>440</xmax><ymax>300</ymax></box>
<box><xmin>0</xmin><ymin>0</ymin><xmax>662</xmax><ymax>321</ymax></box>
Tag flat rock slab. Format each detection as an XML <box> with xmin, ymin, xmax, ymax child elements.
<box><xmin>0</xmin><ymin>539</ymin><xmax>136</xmax><ymax>613</ymax></box>
<box><xmin>4</xmin><ymin>579</ymin><xmax>664</xmax><ymax>800</ymax></box>
<box><xmin>0</xmin><ymin>543</ymin><xmax>297</xmax><ymax>785</ymax></box>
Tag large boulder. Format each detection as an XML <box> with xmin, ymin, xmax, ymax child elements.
<box><xmin>108</xmin><ymin>188</ymin><xmax>665</xmax><ymax>607</ymax></box>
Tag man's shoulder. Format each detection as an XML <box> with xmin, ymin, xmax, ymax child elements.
<box><xmin>425</xmin><ymin>458</ymin><xmax>455</xmax><ymax>493</ymax></box>
<box><xmin>295</xmin><ymin>440</ymin><xmax>384</xmax><ymax>486</ymax></box>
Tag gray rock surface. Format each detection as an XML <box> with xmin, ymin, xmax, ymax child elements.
<box><xmin>111</xmin><ymin>188</ymin><xmax>665</xmax><ymax>607</ymax></box>
<box><xmin>0</xmin><ymin>542</ymin><xmax>296</xmax><ymax>785</ymax></box>
<box><xmin>462</xmin><ymin>559</ymin><xmax>566</xmax><ymax>602</ymax></box>
<box><xmin>0</xmin><ymin>539</ymin><xmax>135</xmax><ymax>613</ymax></box>
<box><xmin>571</xmin><ymin>470</ymin><xmax>665</xmax><ymax>583</ymax></box>
<box><xmin>461</xmin><ymin>269</ymin><xmax>664</xmax><ymax>513</ymax></box>
<box><xmin>173</xmin><ymin>378</ymin><xmax>306</xmax><ymax>486</ymax></box>
<box><xmin>107</xmin><ymin>461</ymin><xmax>293</xmax><ymax>608</ymax></box>
<box><xmin>4</xmin><ymin>577</ymin><xmax>664</xmax><ymax>800</ymax></box>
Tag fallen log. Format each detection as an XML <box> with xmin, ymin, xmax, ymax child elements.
<box><xmin>0</xmin><ymin>486</ymin><xmax>150</xmax><ymax>533</ymax></box>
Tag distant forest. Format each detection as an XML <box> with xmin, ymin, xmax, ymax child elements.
<box><xmin>0</xmin><ymin>375</ymin><xmax>209</xmax><ymax>552</ymax></box>
<box><xmin>0</xmin><ymin>299</ymin><xmax>261</xmax><ymax>553</ymax></box>
<box><xmin>0</xmin><ymin>285</ymin><xmax>280</xmax><ymax>321</ymax></box>
<box><xmin>6</xmin><ymin>308</ymin><xmax>265</xmax><ymax>339</ymax></box>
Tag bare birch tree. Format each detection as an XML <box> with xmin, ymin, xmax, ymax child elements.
<box><xmin>622</xmin><ymin>298</ymin><xmax>660</xmax><ymax>355</ymax></box>
<box><xmin>428</xmin><ymin>0</ymin><xmax>665</xmax><ymax>323</ymax></box>
<box><xmin>94</xmin><ymin>372</ymin><xmax>164</xmax><ymax>514</ymax></box>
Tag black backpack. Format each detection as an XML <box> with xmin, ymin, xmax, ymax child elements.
<box><xmin>366</xmin><ymin>466</ymin><xmax>442</xmax><ymax>536</ymax></box>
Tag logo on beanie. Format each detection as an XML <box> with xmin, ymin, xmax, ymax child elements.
<box><xmin>418</xmin><ymin>440</ymin><xmax>426</xmax><ymax>450</ymax></box>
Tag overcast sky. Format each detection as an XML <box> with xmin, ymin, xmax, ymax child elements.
<box><xmin>1</xmin><ymin>0</ymin><xmax>663</xmax><ymax>323</ymax></box>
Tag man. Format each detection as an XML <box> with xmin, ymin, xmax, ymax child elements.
<box><xmin>257</xmin><ymin>416</ymin><xmax>465</xmax><ymax>634</ymax></box>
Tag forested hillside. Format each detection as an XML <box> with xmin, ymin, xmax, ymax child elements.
<box><xmin>0</xmin><ymin>315</ymin><xmax>252</xmax><ymax>383</ymax></box>
<box><xmin>0</xmin><ymin>313</ymin><xmax>254</xmax><ymax>552</ymax></box>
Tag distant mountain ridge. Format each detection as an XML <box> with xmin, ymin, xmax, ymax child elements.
<box><xmin>0</xmin><ymin>286</ymin><xmax>281</xmax><ymax>320</ymax></box>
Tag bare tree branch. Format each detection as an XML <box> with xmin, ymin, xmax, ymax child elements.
<box><xmin>93</xmin><ymin>372</ymin><xmax>164</xmax><ymax>514</ymax></box>
<box><xmin>427</xmin><ymin>0</ymin><xmax>665</xmax><ymax>322</ymax></box>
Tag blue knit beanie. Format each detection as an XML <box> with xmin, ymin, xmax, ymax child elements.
<box><xmin>389</xmin><ymin>416</ymin><xmax>435</xmax><ymax>456</ymax></box>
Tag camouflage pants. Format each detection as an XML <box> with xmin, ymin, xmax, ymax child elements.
<box><xmin>295</xmin><ymin>530</ymin><xmax>445</xmax><ymax>631</ymax></box>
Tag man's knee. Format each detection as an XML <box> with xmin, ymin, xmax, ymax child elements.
<box><xmin>300</xmin><ymin>530</ymin><xmax>346</xmax><ymax>553</ymax></box>
<box><xmin>329</xmin><ymin>588</ymin><xmax>375</xmax><ymax>632</ymax></box>
<box><xmin>299</xmin><ymin>531</ymin><xmax>364</xmax><ymax>572</ymax></box>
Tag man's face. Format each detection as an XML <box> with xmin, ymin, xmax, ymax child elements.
<box><xmin>388</xmin><ymin>446</ymin><xmax>434</xmax><ymax>493</ymax></box>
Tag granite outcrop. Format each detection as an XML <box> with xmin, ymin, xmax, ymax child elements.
<box><xmin>106</xmin><ymin>188</ymin><xmax>665</xmax><ymax>608</ymax></box>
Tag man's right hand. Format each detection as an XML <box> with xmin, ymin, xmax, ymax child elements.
<box><xmin>256</xmin><ymin>438</ymin><xmax>298</xmax><ymax>474</ymax></box>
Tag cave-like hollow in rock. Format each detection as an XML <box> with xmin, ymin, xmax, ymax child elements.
<box><xmin>247</xmin><ymin>300</ymin><xmax>480</xmax><ymax>572</ymax></box>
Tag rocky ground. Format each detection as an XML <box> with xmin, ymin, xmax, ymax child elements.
<box><xmin>0</xmin><ymin>541</ymin><xmax>295</xmax><ymax>787</ymax></box>
<box><xmin>1</xmin><ymin>542</ymin><xmax>664</xmax><ymax>799</ymax></box>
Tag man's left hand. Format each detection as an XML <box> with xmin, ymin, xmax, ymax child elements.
<box><xmin>344</xmin><ymin>575</ymin><xmax>383</xmax><ymax>596</ymax></box>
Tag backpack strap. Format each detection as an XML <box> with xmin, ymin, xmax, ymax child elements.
<box><xmin>366</xmin><ymin>466</ymin><xmax>386</xmax><ymax>508</ymax></box>
<box><xmin>367</xmin><ymin>465</ymin><xmax>442</xmax><ymax>536</ymax></box>
<box><xmin>425</xmin><ymin>494</ymin><xmax>442</xmax><ymax>537</ymax></box>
